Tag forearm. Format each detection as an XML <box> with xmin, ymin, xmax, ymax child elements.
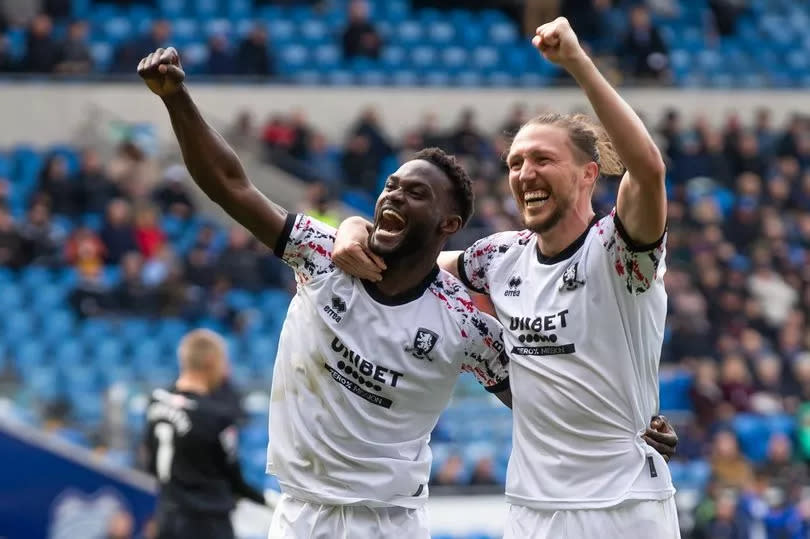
<box><xmin>437</xmin><ymin>250</ymin><xmax>462</xmax><ymax>277</ymax></box>
<box><xmin>161</xmin><ymin>86</ymin><xmax>250</xmax><ymax>203</ymax></box>
<box><xmin>227</xmin><ymin>462</ymin><xmax>266</xmax><ymax>504</ymax></box>
<box><xmin>566</xmin><ymin>57</ymin><xmax>664</xmax><ymax>181</ymax></box>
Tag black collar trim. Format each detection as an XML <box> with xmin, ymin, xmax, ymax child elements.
<box><xmin>362</xmin><ymin>265</ymin><xmax>440</xmax><ymax>306</ymax></box>
<box><xmin>535</xmin><ymin>215</ymin><xmax>600</xmax><ymax>265</ymax></box>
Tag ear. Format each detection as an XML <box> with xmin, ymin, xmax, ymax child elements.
<box><xmin>440</xmin><ymin>215</ymin><xmax>462</xmax><ymax>235</ymax></box>
<box><xmin>582</xmin><ymin>161</ymin><xmax>599</xmax><ymax>187</ymax></box>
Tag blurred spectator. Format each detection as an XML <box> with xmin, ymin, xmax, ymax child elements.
<box><xmin>106</xmin><ymin>141</ymin><xmax>161</xmax><ymax>201</ymax></box>
<box><xmin>342</xmin><ymin>0</ymin><xmax>381</xmax><ymax>60</ymax></box>
<box><xmin>100</xmin><ymin>199</ymin><xmax>137</xmax><ymax>264</ymax></box>
<box><xmin>64</xmin><ymin>226</ymin><xmax>106</xmax><ymax>277</ymax></box>
<box><xmin>133</xmin><ymin>205</ymin><xmax>165</xmax><ymax>259</ymax></box>
<box><xmin>77</xmin><ymin>148</ymin><xmax>120</xmax><ymax>215</ymax></box>
<box><xmin>114</xmin><ymin>251</ymin><xmax>156</xmax><ymax>315</ymax></box>
<box><xmin>22</xmin><ymin>14</ymin><xmax>59</xmax><ymax>73</ymax></box>
<box><xmin>751</xmin><ymin>355</ymin><xmax>789</xmax><ymax>414</ymax></box>
<box><xmin>287</xmin><ymin>110</ymin><xmax>313</xmax><ymax>162</ymax></box>
<box><xmin>759</xmin><ymin>433</ymin><xmax>808</xmax><ymax>493</ymax></box>
<box><xmin>469</xmin><ymin>457</ymin><xmax>497</xmax><ymax>486</ymax></box>
<box><xmin>341</xmin><ymin>134</ymin><xmax>378</xmax><ymax>193</ymax></box>
<box><xmin>299</xmin><ymin>183</ymin><xmax>341</xmax><ymax>228</ymax></box>
<box><xmin>560</xmin><ymin>0</ymin><xmax>607</xmax><ymax>52</ymax></box>
<box><xmin>37</xmin><ymin>153</ymin><xmax>79</xmax><ymax>217</ymax></box>
<box><xmin>719</xmin><ymin>354</ymin><xmax>754</xmax><ymax>412</ymax></box>
<box><xmin>152</xmin><ymin>164</ymin><xmax>195</xmax><ymax>219</ymax></box>
<box><xmin>690</xmin><ymin>359</ymin><xmax>725</xmax><ymax>428</ymax></box>
<box><xmin>618</xmin><ymin>5</ymin><xmax>669</xmax><ymax>83</ymax></box>
<box><xmin>106</xmin><ymin>509</ymin><xmax>134</xmax><ymax>539</ymax></box>
<box><xmin>306</xmin><ymin>133</ymin><xmax>341</xmax><ymax>185</ymax></box>
<box><xmin>262</xmin><ymin>114</ymin><xmax>294</xmax><ymax>154</ymax></box>
<box><xmin>450</xmin><ymin>108</ymin><xmax>487</xmax><ymax>158</ymax></box>
<box><xmin>236</xmin><ymin>23</ymin><xmax>274</xmax><ymax>77</ymax></box>
<box><xmin>0</xmin><ymin>205</ymin><xmax>22</xmax><ymax>268</ymax></box>
<box><xmin>41</xmin><ymin>399</ymin><xmax>89</xmax><ymax>445</ymax></box>
<box><xmin>227</xmin><ymin>111</ymin><xmax>256</xmax><ymax>151</ymax></box>
<box><xmin>184</xmin><ymin>243</ymin><xmax>218</xmax><ymax>289</ymax></box>
<box><xmin>18</xmin><ymin>201</ymin><xmax>61</xmax><ymax>265</ymax></box>
<box><xmin>693</xmin><ymin>486</ymin><xmax>749</xmax><ymax>539</ymax></box>
<box><xmin>216</xmin><ymin>226</ymin><xmax>261</xmax><ymax>291</ymax></box>
<box><xmin>142</xmin><ymin>245</ymin><xmax>177</xmax><ymax>288</ymax></box>
<box><xmin>185</xmin><ymin>274</ymin><xmax>237</xmax><ymax>328</ymax></box>
<box><xmin>748</xmin><ymin>261</ymin><xmax>798</xmax><ymax>328</ymax></box>
<box><xmin>69</xmin><ymin>262</ymin><xmax>112</xmax><ymax>318</ymax></box>
<box><xmin>112</xmin><ymin>19</ymin><xmax>171</xmax><ymax>74</ymax></box>
<box><xmin>708</xmin><ymin>0</ymin><xmax>746</xmax><ymax>36</ymax></box>
<box><xmin>417</xmin><ymin>112</ymin><xmax>447</xmax><ymax>150</ymax></box>
<box><xmin>710</xmin><ymin>430</ymin><xmax>754</xmax><ymax>489</ymax></box>
<box><xmin>43</xmin><ymin>0</ymin><xmax>71</xmax><ymax>19</ymax></box>
<box><xmin>55</xmin><ymin>20</ymin><xmax>92</xmax><ymax>74</ymax></box>
<box><xmin>207</xmin><ymin>35</ymin><xmax>234</xmax><ymax>76</ymax></box>
<box><xmin>434</xmin><ymin>454</ymin><xmax>466</xmax><ymax>486</ymax></box>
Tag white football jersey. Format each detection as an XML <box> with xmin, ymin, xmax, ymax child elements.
<box><xmin>459</xmin><ymin>209</ymin><xmax>674</xmax><ymax>510</ymax></box>
<box><xmin>267</xmin><ymin>214</ymin><xmax>510</xmax><ymax>509</ymax></box>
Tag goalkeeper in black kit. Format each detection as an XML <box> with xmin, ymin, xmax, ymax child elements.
<box><xmin>141</xmin><ymin>329</ymin><xmax>275</xmax><ymax>539</ymax></box>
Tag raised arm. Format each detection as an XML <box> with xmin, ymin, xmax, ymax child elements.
<box><xmin>534</xmin><ymin>19</ymin><xmax>667</xmax><ymax>245</ymax></box>
<box><xmin>332</xmin><ymin>216</ymin><xmax>461</xmax><ymax>279</ymax></box>
<box><xmin>137</xmin><ymin>47</ymin><xmax>286</xmax><ymax>249</ymax></box>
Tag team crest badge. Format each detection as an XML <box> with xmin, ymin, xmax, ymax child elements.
<box><xmin>560</xmin><ymin>261</ymin><xmax>585</xmax><ymax>291</ymax></box>
<box><xmin>409</xmin><ymin>328</ymin><xmax>439</xmax><ymax>361</ymax></box>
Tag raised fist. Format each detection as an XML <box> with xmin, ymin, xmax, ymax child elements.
<box><xmin>137</xmin><ymin>47</ymin><xmax>185</xmax><ymax>97</ymax></box>
<box><xmin>531</xmin><ymin>17</ymin><xmax>586</xmax><ymax>68</ymax></box>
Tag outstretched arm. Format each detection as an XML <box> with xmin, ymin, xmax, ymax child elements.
<box><xmin>533</xmin><ymin>19</ymin><xmax>667</xmax><ymax>245</ymax></box>
<box><xmin>137</xmin><ymin>47</ymin><xmax>286</xmax><ymax>249</ymax></box>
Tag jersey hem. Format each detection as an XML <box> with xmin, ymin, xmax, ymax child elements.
<box><xmin>273</xmin><ymin>212</ymin><xmax>298</xmax><ymax>257</ymax></box>
<box><xmin>456</xmin><ymin>252</ymin><xmax>486</xmax><ymax>294</ymax></box>
<box><xmin>271</xmin><ymin>478</ymin><xmax>428</xmax><ymax>510</ymax></box>
<box><xmin>505</xmin><ymin>487</ymin><xmax>676</xmax><ymax>511</ymax></box>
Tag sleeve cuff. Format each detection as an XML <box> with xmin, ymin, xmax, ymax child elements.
<box><xmin>457</xmin><ymin>252</ymin><xmax>487</xmax><ymax>294</ymax></box>
<box><xmin>485</xmin><ymin>378</ymin><xmax>510</xmax><ymax>394</ymax></box>
<box><xmin>613</xmin><ymin>213</ymin><xmax>666</xmax><ymax>253</ymax></box>
<box><xmin>273</xmin><ymin>212</ymin><xmax>298</xmax><ymax>258</ymax></box>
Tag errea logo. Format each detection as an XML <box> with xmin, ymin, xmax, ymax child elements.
<box><xmin>505</xmin><ymin>275</ymin><xmax>522</xmax><ymax>297</ymax></box>
<box><xmin>323</xmin><ymin>295</ymin><xmax>346</xmax><ymax>323</ymax></box>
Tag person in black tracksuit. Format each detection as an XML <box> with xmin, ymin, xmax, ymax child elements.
<box><xmin>142</xmin><ymin>329</ymin><xmax>270</xmax><ymax>539</ymax></box>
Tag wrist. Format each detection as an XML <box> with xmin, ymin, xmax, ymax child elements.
<box><xmin>562</xmin><ymin>53</ymin><xmax>595</xmax><ymax>80</ymax></box>
<box><xmin>160</xmin><ymin>84</ymin><xmax>189</xmax><ymax>105</ymax></box>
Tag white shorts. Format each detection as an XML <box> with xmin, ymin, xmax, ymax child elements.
<box><xmin>267</xmin><ymin>494</ymin><xmax>430</xmax><ymax>539</ymax></box>
<box><xmin>505</xmin><ymin>497</ymin><xmax>680</xmax><ymax>539</ymax></box>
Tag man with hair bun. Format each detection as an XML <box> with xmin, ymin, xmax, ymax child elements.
<box><xmin>334</xmin><ymin>17</ymin><xmax>679</xmax><ymax>538</ymax></box>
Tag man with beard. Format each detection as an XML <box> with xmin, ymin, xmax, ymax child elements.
<box><xmin>334</xmin><ymin>17</ymin><xmax>679</xmax><ymax>539</ymax></box>
<box><xmin>136</xmin><ymin>47</ymin><xmax>512</xmax><ymax>538</ymax></box>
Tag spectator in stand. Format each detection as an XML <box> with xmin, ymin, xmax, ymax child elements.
<box><xmin>37</xmin><ymin>153</ymin><xmax>79</xmax><ymax>217</ymax></box>
<box><xmin>100</xmin><ymin>198</ymin><xmax>137</xmax><ymax>264</ymax></box>
<box><xmin>0</xmin><ymin>30</ymin><xmax>14</xmax><ymax>72</ymax></box>
<box><xmin>417</xmin><ymin>112</ymin><xmax>447</xmax><ymax>150</ymax></box>
<box><xmin>114</xmin><ymin>251</ymin><xmax>156</xmax><ymax>316</ymax></box>
<box><xmin>184</xmin><ymin>243</ymin><xmax>218</xmax><ymax>290</ymax></box>
<box><xmin>227</xmin><ymin>111</ymin><xmax>256</xmax><ymax>152</ymax></box>
<box><xmin>341</xmin><ymin>0</ymin><xmax>381</xmax><ymax>60</ymax></box>
<box><xmin>433</xmin><ymin>454</ymin><xmax>466</xmax><ymax>486</ymax></box>
<box><xmin>693</xmin><ymin>489</ymin><xmax>748</xmax><ymax>539</ymax></box>
<box><xmin>207</xmin><ymin>34</ymin><xmax>234</xmax><ymax>76</ymax></box>
<box><xmin>236</xmin><ymin>23</ymin><xmax>274</xmax><ymax>77</ymax></box>
<box><xmin>287</xmin><ymin>110</ymin><xmax>313</xmax><ymax>162</ymax></box>
<box><xmin>152</xmin><ymin>164</ymin><xmax>195</xmax><ymax>220</ymax></box>
<box><xmin>690</xmin><ymin>359</ymin><xmax>726</xmax><ymax>429</ymax></box>
<box><xmin>449</xmin><ymin>108</ymin><xmax>486</xmax><ymax>158</ymax></box>
<box><xmin>133</xmin><ymin>205</ymin><xmax>165</xmax><ymax>259</ymax></box>
<box><xmin>76</xmin><ymin>148</ymin><xmax>120</xmax><ymax>215</ymax></box>
<box><xmin>261</xmin><ymin>114</ymin><xmax>294</xmax><ymax>155</ymax></box>
<box><xmin>216</xmin><ymin>226</ymin><xmax>261</xmax><ymax>292</ymax></box>
<box><xmin>69</xmin><ymin>261</ymin><xmax>112</xmax><ymax>318</ymax></box>
<box><xmin>469</xmin><ymin>456</ymin><xmax>498</xmax><ymax>486</ymax></box>
<box><xmin>18</xmin><ymin>201</ymin><xmax>61</xmax><ymax>266</ymax></box>
<box><xmin>107</xmin><ymin>141</ymin><xmax>160</xmax><ymax>201</ymax></box>
<box><xmin>759</xmin><ymin>433</ymin><xmax>808</xmax><ymax>494</ymax></box>
<box><xmin>710</xmin><ymin>430</ymin><xmax>754</xmax><ymax>490</ymax></box>
<box><xmin>708</xmin><ymin>0</ymin><xmax>745</xmax><ymax>36</ymax></box>
<box><xmin>111</xmin><ymin>19</ymin><xmax>171</xmax><ymax>74</ymax></box>
<box><xmin>0</xmin><ymin>205</ymin><xmax>22</xmax><ymax>268</ymax></box>
<box><xmin>298</xmin><ymin>183</ymin><xmax>341</xmax><ymax>228</ymax></box>
<box><xmin>719</xmin><ymin>353</ymin><xmax>755</xmax><ymax>413</ymax></box>
<box><xmin>306</xmin><ymin>133</ymin><xmax>341</xmax><ymax>185</ymax></box>
<box><xmin>55</xmin><ymin>19</ymin><xmax>92</xmax><ymax>74</ymax></box>
<box><xmin>22</xmin><ymin>14</ymin><xmax>59</xmax><ymax>73</ymax></box>
<box><xmin>341</xmin><ymin>134</ymin><xmax>378</xmax><ymax>193</ymax></box>
<box><xmin>64</xmin><ymin>226</ymin><xmax>106</xmax><ymax>278</ymax></box>
<box><xmin>618</xmin><ymin>4</ymin><xmax>669</xmax><ymax>83</ymax></box>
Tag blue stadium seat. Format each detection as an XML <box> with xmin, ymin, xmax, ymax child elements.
<box><xmin>268</xmin><ymin>20</ymin><xmax>296</xmax><ymax>44</ymax></box>
<box><xmin>410</xmin><ymin>46</ymin><xmax>437</xmax><ymax>69</ymax></box>
<box><xmin>0</xmin><ymin>152</ymin><xmax>10</xmax><ymax>178</ymax></box>
<box><xmin>204</xmin><ymin>18</ymin><xmax>232</xmax><ymax>39</ymax></box>
<box><xmin>26</xmin><ymin>366</ymin><xmax>61</xmax><ymax>402</ymax></box>
<box><xmin>90</xmin><ymin>42</ymin><xmax>114</xmax><ymax>72</ymax></box>
<box><xmin>313</xmin><ymin>44</ymin><xmax>341</xmax><ymax>69</ymax></box>
<box><xmin>428</xmin><ymin>22</ymin><xmax>455</xmax><ymax>45</ymax></box>
<box><xmin>0</xmin><ymin>283</ymin><xmax>24</xmax><ymax>312</ymax></box>
<box><xmin>487</xmin><ymin>71</ymin><xmax>514</xmax><ymax>87</ymax></box>
<box><xmin>192</xmin><ymin>0</ymin><xmax>219</xmax><ymax>18</ymax></box>
<box><xmin>397</xmin><ymin>20</ymin><xmax>423</xmax><ymax>45</ymax></box>
<box><xmin>182</xmin><ymin>43</ymin><xmax>210</xmax><ymax>73</ymax></box>
<box><xmin>299</xmin><ymin>20</ymin><xmax>328</xmax><ymax>44</ymax></box>
<box><xmin>103</xmin><ymin>16</ymin><xmax>133</xmax><ymax>44</ymax></box>
<box><xmin>158</xmin><ymin>0</ymin><xmax>186</xmax><ymax>17</ymax></box>
<box><xmin>456</xmin><ymin>71</ymin><xmax>484</xmax><ymax>87</ymax></box>
<box><xmin>226</xmin><ymin>0</ymin><xmax>252</xmax><ymax>20</ymax></box>
<box><xmin>733</xmin><ymin>414</ymin><xmax>769</xmax><ymax>462</ymax></box>
<box><xmin>279</xmin><ymin>45</ymin><xmax>309</xmax><ymax>73</ymax></box>
<box><xmin>381</xmin><ymin>45</ymin><xmax>407</xmax><ymax>69</ymax></box>
<box><xmin>441</xmin><ymin>46</ymin><xmax>468</xmax><ymax>71</ymax></box>
<box><xmin>472</xmin><ymin>46</ymin><xmax>500</xmax><ymax>71</ymax></box>
<box><xmin>488</xmin><ymin>21</ymin><xmax>518</xmax><ymax>45</ymax></box>
<box><xmin>55</xmin><ymin>340</ymin><xmax>84</xmax><ymax>368</ymax></box>
<box><xmin>357</xmin><ymin>70</ymin><xmax>387</xmax><ymax>86</ymax></box>
<box><xmin>390</xmin><ymin>69</ymin><xmax>419</xmax><ymax>87</ymax></box>
<box><xmin>12</xmin><ymin>146</ymin><xmax>42</xmax><ymax>184</ymax></box>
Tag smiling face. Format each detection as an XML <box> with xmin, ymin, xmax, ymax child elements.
<box><xmin>368</xmin><ymin>159</ymin><xmax>460</xmax><ymax>259</ymax></box>
<box><xmin>507</xmin><ymin>123</ymin><xmax>597</xmax><ymax>234</ymax></box>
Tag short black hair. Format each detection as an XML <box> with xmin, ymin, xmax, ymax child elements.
<box><xmin>411</xmin><ymin>147</ymin><xmax>474</xmax><ymax>226</ymax></box>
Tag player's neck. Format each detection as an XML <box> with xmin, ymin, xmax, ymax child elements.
<box><xmin>372</xmin><ymin>250</ymin><xmax>440</xmax><ymax>298</ymax></box>
<box><xmin>175</xmin><ymin>375</ymin><xmax>210</xmax><ymax>395</ymax></box>
<box><xmin>535</xmin><ymin>208</ymin><xmax>596</xmax><ymax>258</ymax></box>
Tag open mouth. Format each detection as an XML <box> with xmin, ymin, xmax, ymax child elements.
<box><xmin>524</xmin><ymin>190</ymin><xmax>550</xmax><ymax>208</ymax></box>
<box><xmin>375</xmin><ymin>208</ymin><xmax>408</xmax><ymax>239</ymax></box>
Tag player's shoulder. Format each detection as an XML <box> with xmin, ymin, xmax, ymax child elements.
<box><xmin>469</xmin><ymin>229</ymin><xmax>533</xmax><ymax>254</ymax></box>
<box><xmin>428</xmin><ymin>270</ymin><xmax>496</xmax><ymax>332</ymax></box>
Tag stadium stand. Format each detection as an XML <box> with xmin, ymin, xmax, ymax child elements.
<box><xmin>1</xmin><ymin>0</ymin><xmax>810</xmax><ymax>537</ymax></box>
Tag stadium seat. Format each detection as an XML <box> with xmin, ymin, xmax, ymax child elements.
<box><xmin>103</xmin><ymin>16</ymin><xmax>133</xmax><ymax>44</ymax></box>
<box><xmin>733</xmin><ymin>414</ymin><xmax>769</xmax><ymax>462</ymax></box>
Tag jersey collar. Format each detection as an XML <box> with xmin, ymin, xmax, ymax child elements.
<box><xmin>361</xmin><ymin>265</ymin><xmax>440</xmax><ymax>306</ymax></box>
<box><xmin>535</xmin><ymin>215</ymin><xmax>600</xmax><ymax>265</ymax></box>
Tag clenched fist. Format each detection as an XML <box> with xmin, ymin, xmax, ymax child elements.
<box><xmin>532</xmin><ymin>17</ymin><xmax>587</xmax><ymax>69</ymax></box>
<box><xmin>137</xmin><ymin>47</ymin><xmax>185</xmax><ymax>98</ymax></box>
